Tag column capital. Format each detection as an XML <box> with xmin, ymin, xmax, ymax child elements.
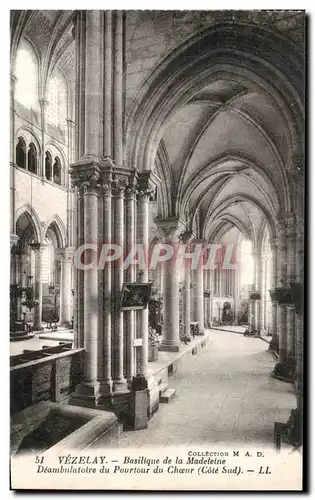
<box><xmin>154</xmin><ymin>216</ymin><xmax>186</xmax><ymax>242</ymax></box>
<box><xmin>111</xmin><ymin>177</ymin><xmax>127</xmax><ymax>197</ymax></box>
<box><xmin>39</xmin><ymin>98</ymin><xmax>49</xmax><ymax>109</ymax></box>
<box><xmin>70</xmin><ymin>155</ymin><xmax>102</xmax><ymax>193</ymax></box>
<box><xmin>56</xmin><ymin>246</ymin><xmax>75</xmax><ymax>261</ymax></box>
<box><xmin>137</xmin><ymin>171</ymin><xmax>157</xmax><ymax>201</ymax></box>
<box><xmin>10</xmin><ymin>234</ymin><xmax>19</xmax><ymax>249</ymax></box>
<box><xmin>269</xmin><ymin>237</ymin><xmax>278</xmax><ymax>250</ymax></box>
<box><xmin>30</xmin><ymin>242</ymin><xmax>48</xmax><ymax>251</ymax></box>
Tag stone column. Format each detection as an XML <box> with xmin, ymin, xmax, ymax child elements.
<box><xmin>183</xmin><ymin>266</ymin><xmax>191</xmax><ymax>338</ymax></box>
<box><xmin>82</xmin><ymin>173</ymin><xmax>100</xmax><ymax>392</ymax></box>
<box><xmin>39</xmin><ymin>99</ymin><xmax>48</xmax><ymax>178</ymax></box>
<box><xmin>31</xmin><ymin>243</ymin><xmax>46</xmax><ymax>331</ymax></box>
<box><xmin>295</xmin><ymin>216</ymin><xmax>304</xmax><ymax>408</ymax></box>
<box><xmin>104</xmin><ymin>11</ymin><xmax>113</xmax><ymax>157</ymax></box>
<box><xmin>84</xmin><ymin>10</ymin><xmax>103</xmax><ymax>156</ymax></box>
<box><xmin>74</xmin><ymin>185</ymin><xmax>85</xmax><ymax>349</ymax></box>
<box><xmin>125</xmin><ymin>176</ymin><xmax>137</xmax><ymax>382</ymax></box>
<box><xmin>277</xmin><ymin>304</ymin><xmax>287</xmax><ymax>364</ymax></box>
<box><xmin>156</xmin><ymin>217</ymin><xmax>185</xmax><ymax>352</ymax></box>
<box><xmin>100</xmin><ymin>166</ymin><xmax>113</xmax><ymax>395</ymax></box>
<box><xmin>256</xmin><ymin>252</ymin><xmax>263</xmax><ymax>335</ymax></box>
<box><xmin>71</xmin><ymin>163</ymin><xmax>102</xmax><ymax>406</ymax></box>
<box><xmin>113</xmin><ymin>11</ymin><xmax>123</xmax><ymax>167</ymax></box>
<box><xmin>136</xmin><ymin>173</ymin><xmax>153</xmax><ymax>375</ymax></box>
<box><xmin>203</xmin><ymin>269</ymin><xmax>207</xmax><ymax>327</ymax></box>
<box><xmin>112</xmin><ymin>179</ymin><xmax>127</xmax><ymax>391</ymax></box>
<box><xmin>209</xmin><ymin>268</ymin><xmax>214</xmax><ymax>323</ymax></box>
<box><xmin>286</xmin><ymin>213</ymin><xmax>296</xmax><ymax>358</ymax></box>
<box><xmin>269</xmin><ymin>238</ymin><xmax>278</xmax><ymax>351</ymax></box>
<box><xmin>277</xmin><ymin>224</ymin><xmax>287</xmax><ymax>365</ymax></box>
<box><xmin>195</xmin><ymin>250</ymin><xmax>205</xmax><ymax>335</ymax></box>
<box><xmin>250</xmin><ymin>251</ymin><xmax>260</xmax><ymax>334</ymax></box>
<box><xmin>57</xmin><ymin>247</ymin><xmax>74</xmax><ymax>327</ymax></box>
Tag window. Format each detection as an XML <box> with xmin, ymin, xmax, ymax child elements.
<box><xmin>27</xmin><ymin>143</ymin><xmax>37</xmax><ymax>174</ymax></box>
<box><xmin>240</xmin><ymin>239</ymin><xmax>254</xmax><ymax>287</ymax></box>
<box><xmin>46</xmin><ymin>73</ymin><xmax>67</xmax><ymax>129</ymax></box>
<box><xmin>14</xmin><ymin>43</ymin><xmax>38</xmax><ymax>109</ymax></box>
<box><xmin>45</xmin><ymin>152</ymin><xmax>52</xmax><ymax>180</ymax></box>
<box><xmin>53</xmin><ymin>157</ymin><xmax>61</xmax><ymax>185</ymax></box>
<box><xmin>16</xmin><ymin>137</ymin><xmax>26</xmax><ymax>168</ymax></box>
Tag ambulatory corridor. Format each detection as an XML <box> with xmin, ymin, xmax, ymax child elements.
<box><xmin>94</xmin><ymin>330</ymin><xmax>296</xmax><ymax>449</ymax></box>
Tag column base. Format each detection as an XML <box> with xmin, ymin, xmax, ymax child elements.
<box><xmin>59</xmin><ymin>321</ymin><xmax>73</xmax><ymax>329</ymax></box>
<box><xmin>113</xmin><ymin>379</ymin><xmax>128</xmax><ymax>393</ymax></box>
<box><xmin>271</xmin><ymin>358</ymin><xmax>296</xmax><ymax>383</ymax></box>
<box><xmin>100</xmin><ymin>379</ymin><xmax>113</xmax><ymax>396</ymax></box>
<box><xmin>244</xmin><ymin>328</ymin><xmax>259</xmax><ymax>337</ymax></box>
<box><xmin>34</xmin><ymin>325</ymin><xmax>45</xmax><ymax>332</ymax></box>
<box><xmin>159</xmin><ymin>342</ymin><xmax>180</xmax><ymax>352</ymax></box>
<box><xmin>69</xmin><ymin>381</ymin><xmax>101</xmax><ymax>408</ymax></box>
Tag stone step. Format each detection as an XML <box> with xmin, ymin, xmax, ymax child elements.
<box><xmin>158</xmin><ymin>382</ymin><xmax>168</xmax><ymax>397</ymax></box>
<box><xmin>160</xmin><ymin>388</ymin><xmax>176</xmax><ymax>403</ymax></box>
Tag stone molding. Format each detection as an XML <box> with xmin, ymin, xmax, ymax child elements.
<box><xmin>71</xmin><ymin>156</ymin><xmax>158</xmax><ymax>201</ymax></box>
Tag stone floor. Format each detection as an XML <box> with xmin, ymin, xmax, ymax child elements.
<box><xmin>91</xmin><ymin>329</ymin><xmax>296</xmax><ymax>449</ymax></box>
<box><xmin>212</xmin><ymin>325</ymin><xmax>247</xmax><ymax>334</ymax></box>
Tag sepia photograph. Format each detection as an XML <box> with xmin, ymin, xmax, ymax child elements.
<box><xmin>9</xmin><ymin>8</ymin><xmax>305</xmax><ymax>491</ymax></box>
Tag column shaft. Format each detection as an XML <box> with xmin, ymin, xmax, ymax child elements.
<box><xmin>84</xmin><ymin>10</ymin><xmax>103</xmax><ymax>156</ymax></box>
<box><xmin>104</xmin><ymin>11</ymin><xmax>113</xmax><ymax>157</ymax></box>
<box><xmin>102</xmin><ymin>183</ymin><xmax>113</xmax><ymax>393</ymax></box>
<box><xmin>195</xmin><ymin>264</ymin><xmax>205</xmax><ymax>334</ymax></box>
<box><xmin>112</xmin><ymin>183</ymin><xmax>126</xmax><ymax>389</ymax></box>
<box><xmin>277</xmin><ymin>304</ymin><xmax>286</xmax><ymax>364</ymax></box>
<box><xmin>83</xmin><ymin>188</ymin><xmax>99</xmax><ymax>384</ymax></box>
<box><xmin>125</xmin><ymin>186</ymin><xmax>136</xmax><ymax>381</ymax></box>
<box><xmin>270</xmin><ymin>240</ymin><xmax>278</xmax><ymax>348</ymax></box>
<box><xmin>59</xmin><ymin>248</ymin><xmax>74</xmax><ymax>326</ymax></box>
<box><xmin>160</xmin><ymin>255</ymin><xmax>180</xmax><ymax>351</ymax></box>
<box><xmin>137</xmin><ymin>193</ymin><xmax>149</xmax><ymax>374</ymax></box>
<box><xmin>32</xmin><ymin>244</ymin><xmax>45</xmax><ymax>330</ymax></box>
<box><xmin>183</xmin><ymin>266</ymin><xmax>191</xmax><ymax>337</ymax></box>
<box><xmin>113</xmin><ymin>11</ymin><xmax>123</xmax><ymax>166</ymax></box>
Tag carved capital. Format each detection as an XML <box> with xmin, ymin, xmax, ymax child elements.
<box><xmin>56</xmin><ymin>246</ymin><xmax>75</xmax><ymax>262</ymax></box>
<box><xmin>137</xmin><ymin>171</ymin><xmax>157</xmax><ymax>201</ymax></box>
<box><xmin>10</xmin><ymin>234</ymin><xmax>19</xmax><ymax>249</ymax></box>
<box><xmin>30</xmin><ymin>242</ymin><xmax>47</xmax><ymax>252</ymax></box>
<box><xmin>111</xmin><ymin>177</ymin><xmax>127</xmax><ymax>198</ymax></box>
<box><xmin>154</xmin><ymin>216</ymin><xmax>186</xmax><ymax>242</ymax></box>
<box><xmin>100</xmin><ymin>165</ymin><xmax>113</xmax><ymax>196</ymax></box>
<box><xmin>269</xmin><ymin>237</ymin><xmax>278</xmax><ymax>250</ymax></box>
<box><xmin>70</xmin><ymin>156</ymin><xmax>101</xmax><ymax>194</ymax></box>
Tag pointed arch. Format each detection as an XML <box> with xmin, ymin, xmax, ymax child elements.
<box><xmin>42</xmin><ymin>214</ymin><xmax>67</xmax><ymax>248</ymax></box>
<box><xmin>15</xmin><ymin>203</ymin><xmax>42</xmax><ymax>245</ymax></box>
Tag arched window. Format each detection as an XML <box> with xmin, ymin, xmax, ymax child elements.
<box><xmin>240</xmin><ymin>239</ymin><xmax>254</xmax><ymax>287</ymax></box>
<box><xmin>14</xmin><ymin>41</ymin><xmax>38</xmax><ymax>110</ymax></box>
<box><xmin>27</xmin><ymin>143</ymin><xmax>37</xmax><ymax>174</ymax></box>
<box><xmin>53</xmin><ymin>157</ymin><xmax>61</xmax><ymax>185</ymax></box>
<box><xmin>16</xmin><ymin>137</ymin><xmax>26</xmax><ymax>168</ymax></box>
<box><xmin>47</xmin><ymin>72</ymin><xmax>67</xmax><ymax>129</ymax></box>
<box><xmin>45</xmin><ymin>151</ymin><xmax>52</xmax><ymax>180</ymax></box>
